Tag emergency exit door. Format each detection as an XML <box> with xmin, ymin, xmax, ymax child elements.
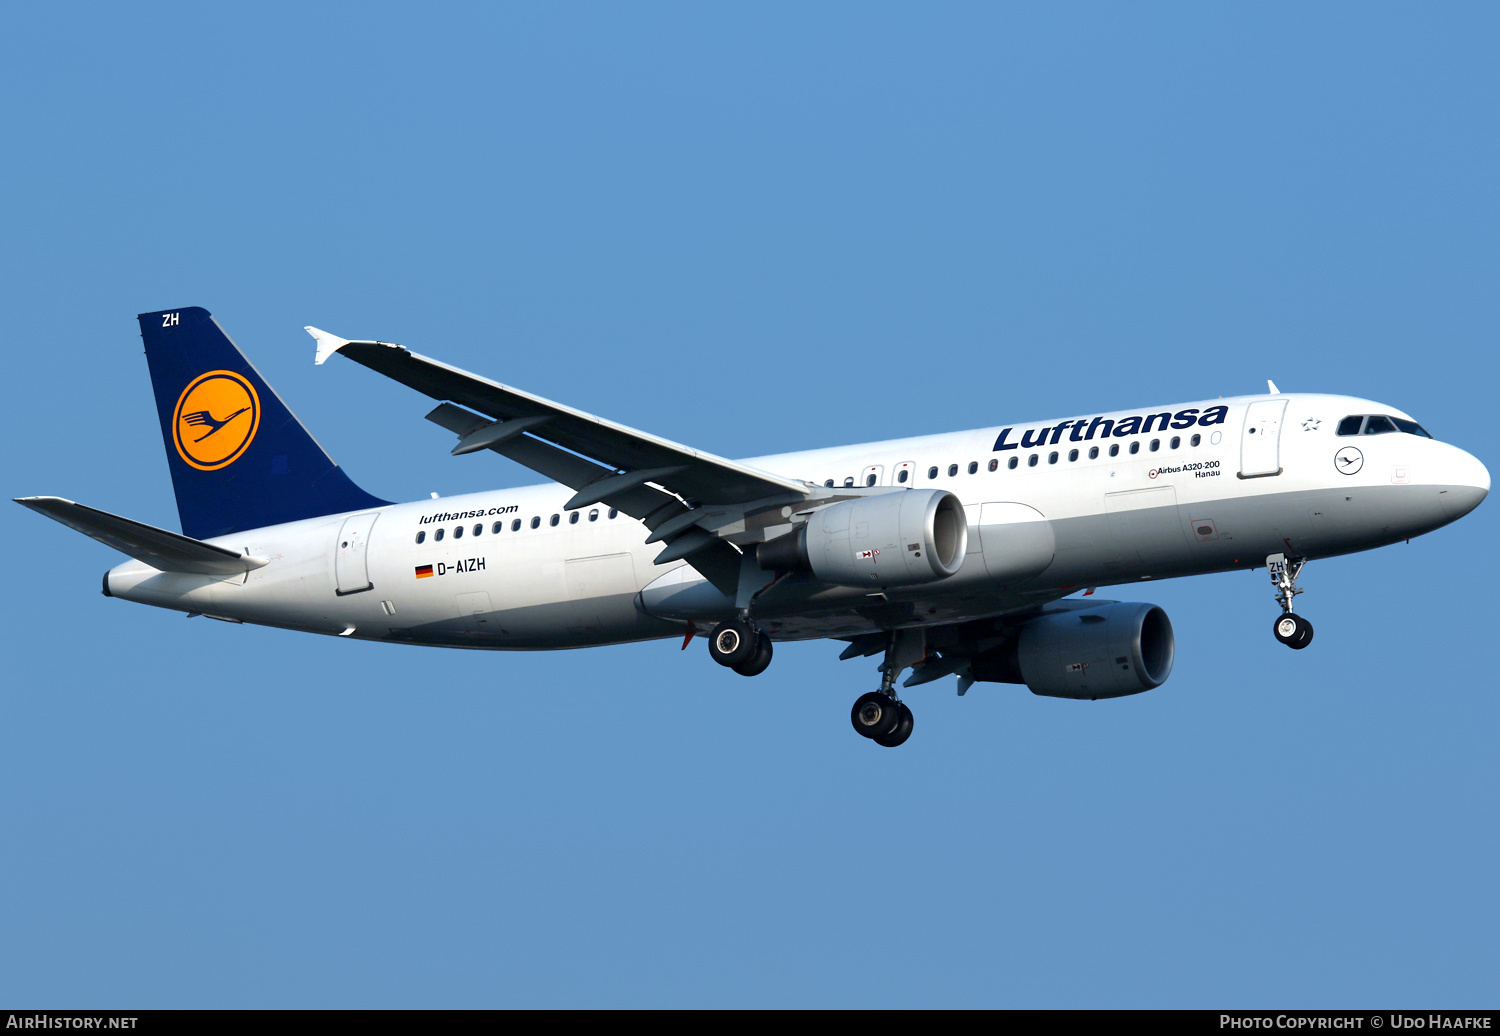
<box><xmin>1239</xmin><ymin>399</ymin><xmax>1287</xmax><ymax>478</ymax></box>
<box><xmin>335</xmin><ymin>512</ymin><xmax>379</xmax><ymax>595</ymax></box>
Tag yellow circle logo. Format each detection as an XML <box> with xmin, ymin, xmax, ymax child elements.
<box><xmin>172</xmin><ymin>370</ymin><xmax>261</xmax><ymax>471</ymax></box>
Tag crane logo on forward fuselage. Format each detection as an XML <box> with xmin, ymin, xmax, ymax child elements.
<box><xmin>171</xmin><ymin>370</ymin><xmax>261</xmax><ymax>471</ymax></box>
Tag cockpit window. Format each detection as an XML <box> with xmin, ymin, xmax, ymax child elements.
<box><xmin>1338</xmin><ymin>414</ymin><xmax>1434</xmax><ymax>439</ymax></box>
<box><xmin>1392</xmin><ymin>417</ymin><xmax>1432</xmax><ymax>438</ymax></box>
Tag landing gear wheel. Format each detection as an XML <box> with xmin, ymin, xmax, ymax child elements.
<box><xmin>850</xmin><ymin>692</ymin><xmax>902</xmax><ymax>739</ymax></box>
<box><xmin>732</xmin><ymin>632</ymin><xmax>773</xmax><ymax>677</ymax></box>
<box><xmin>1273</xmin><ymin>613</ymin><xmax>1314</xmax><ymax>649</ymax></box>
<box><xmin>708</xmin><ymin>619</ymin><xmax>758</xmax><ymax>668</ymax></box>
<box><xmin>873</xmin><ymin>703</ymin><xmax>914</xmax><ymax>748</ymax></box>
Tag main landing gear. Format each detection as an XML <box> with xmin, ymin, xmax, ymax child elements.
<box><xmin>851</xmin><ymin>691</ymin><xmax>914</xmax><ymax>748</ymax></box>
<box><xmin>1267</xmin><ymin>552</ymin><xmax>1314</xmax><ymax>650</ymax></box>
<box><xmin>707</xmin><ymin>618</ymin><xmax>774</xmax><ymax>677</ymax></box>
<box><xmin>848</xmin><ymin>630</ymin><xmax>922</xmax><ymax>748</ymax></box>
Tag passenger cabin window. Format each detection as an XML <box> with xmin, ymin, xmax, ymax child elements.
<box><xmin>1048</xmin><ymin>451</ymin><xmax>1058</xmax><ymax>464</ymax></box>
<box><xmin>825</xmin><ymin>479</ymin><xmax>834</xmax><ymax>487</ymax></box>
<box><xmin>1170</xmin><ymin>436</ymin><xmax>1180</xmax><ymax>449</ymax></box>
<box><xmin>1068</xmin><ymin>449</ymin><xmax>1078</xmax><ymax>461</ymax></box>
<box><xmin>988</xmin><ymin>459</ymin><xmax>998</xmax><ymax>472</ymax></box>
<box><xmin>865</xmin><ymin>473</ymin><xmax>877</xmax><ymax>486</ymax></box>
<box><xmin>927</xmin><ymin>466</ymin><xmax>938</xmax><ymax>479</ymax></box>
<box><xmin>435</xmin><ymin>528</ymin><xmax>444</xmax><ymax>541</ymax></box>
<box><xmin>589</xmin><ymin>509</ymin><xmax>599</xmax><ymax>521</ymax></box>
<box><xmin>1088</xmin><ymin>446</ymin><xmax>1098</xmax><ymax>459</ymax></box>
<box><xmin>492</xmin><ymin>521</ymin><xmax>502</xmax><ymax>534</ymax></box>
<box><xmin>609</xmin><ymin>509</ymin><xmax>619</xmax><ymax>519</ymax></box>
<box><xmin>1190</xmin><ymin>434</ymin><xmax>1201</xmax><ymax>447</ymax></box>
<box><xmin>549</xmin><ymin>514</ymin><xmax>560</xmax><ymax>527</ymax></box>
<box><xmin>843</xmin><ymin>477</ymin><xmax>855</xmax><ymax>487</ymax></box>
<box><xmin>897</xmin><ymin>469</ymin><xmax>909</xmax><ymax>483</ymax></box>
<box><xmin>454</xmin><ymin>525</ymin><xmax>463</xmax><ymax>539</ymax></box>
<box><xmin>1149</xmin><ymin>439</ymin><xmax>1160</xmax><ymax>452</ymax></box>
<box><xmin>569</xmin><ymin>511</ymin><xmax>580</xmax><ymax>524</ymax></box>
<box><xmin>473</xmin><ymin>523</ymin><xmax>482</xmax><ymax>536</ymax></box>
<box><xmin>530</xmin><ymin>517</ymin><xmax>540</xmax><ymax>529</ymax></box>
<box><xmin>1028</xmin><ymin>454</ymin><xmax>1038</xmax><ymax>467</ymax></box>
<box><xmin>947</xmin><ymin>464</ymin><xmax>958</xmax><ymax>477</ymax></box>
<box><xmin>1129</xmin><ymin>442</ymin><xmax>1140</xmax><ymax>455</ymax></box>
<box><xmin>415</xmin><ymin>531</ymin><xmax>425</xmax><ymax>544</ymax></box>
<box><xmin>1007</xmin><ymin>457</ymin><xmax>1018</xmax><ymax>469</ymax></box>
<box><xmin>1109</xmin><ymin>444</ymin><xmax>1119</xmax><ymax>457</ymax></box>
<box><xmin>967</xmin><ymin>462</ymin><xmax>978</xmax><ymax>475</ymax></box>
<box><xmin>511</xmin><ymin>519</ymin><xmax>522</xmax><ymax>531</ymax></box>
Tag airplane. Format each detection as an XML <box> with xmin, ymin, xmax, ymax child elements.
<box><xmin>16</xmin><ymin>307</ymin><xmax>1490</xmax><ymax>747</ymax></box>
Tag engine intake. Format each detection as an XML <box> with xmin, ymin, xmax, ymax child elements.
<box><xmin>758</xmin><ymin>489</ymin><xmax>967</xmax><ymax>588</ymax></box>
<box><xmin>970</xmin><ymin>602</ymin><xmax>1175</xmax><ymax>700</ymax></box>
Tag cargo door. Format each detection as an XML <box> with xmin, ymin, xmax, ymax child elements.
<box><xmin>1239</xmin><ymin>399</ymin><xmax>1287</xmax><ymax>478</ymax></box>
<box><xmin>334</xmin><ymin>512</ymin><xmax>379</xmax><ymax>595</ymax></box>
<box><xmin>563</xmin><ymin>553</ymin><xmax>641</xmax><ymax>631</ymax></box>
<box><xmin>456</xmin><ymin>590</ymin><xmax>493</xmax><ymax>634</ymax></box>
<box><xmin>1105</xmin><ymin>487</ymin><xmax>1189</xmax><ymax>569</ymax></box>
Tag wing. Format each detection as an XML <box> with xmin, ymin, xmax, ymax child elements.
<box><xmin>307</xmin><ymin>327</ymin><xmax>840</xmax><ymax>595</ymax></box>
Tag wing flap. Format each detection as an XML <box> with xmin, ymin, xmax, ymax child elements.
<box><xmin>15</xmin><ymin>497</ymin><xmax>268</xmax><ymax>576</ymax></box>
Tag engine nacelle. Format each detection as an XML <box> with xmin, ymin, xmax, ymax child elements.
<box><xmin>970</xmin><ymin>602</ymin><xmax>1175</xmax><ymax>700</ymax></box>
<box><xmin>758</xmin><ymin>489</ymin><xmax>967</xmax><ymax>588</ymax></box>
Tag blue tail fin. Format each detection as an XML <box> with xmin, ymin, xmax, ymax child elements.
<box><xmin>139</xmin><ymin>306</ymin><xmax>388</xmax><ymax>539</ymax></box>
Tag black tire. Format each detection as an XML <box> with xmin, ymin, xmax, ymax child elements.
<box><xmin>873</xmin><ymin>703</ymin><xmax>914</xmax><ymax>748</ymax></box>
<box><xmin>1273</xmin><ymin>614</ymin><xmax>1313</xmax><ymax>649</ymax></box>
<box><xmin>732</xmin><ymin>632</ymin><xmax>773</xmax><ymax>677</ymax></box>
<box><xmin>850</xmin><ymin>692</ymin><xmax>902</xmax><ymax>739</ymax></box>
<box><xmin>1292</xmin><ymin>617</ymin><xmax>1314</xmax><ymax>649</ymax></box>
<box><xmin>708</xmin><ymin>619</ymin><xmax>758</xmax><ymax>668</ymax></box>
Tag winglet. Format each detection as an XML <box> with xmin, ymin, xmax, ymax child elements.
<box><xmin>1267</xmin><ymin>379</ymin><xmax>1281</xmax><ymax>395</ymax></box>
<box><xmin>306</xmin><ymin>326</ymin><xmax>351</xmax><ymax>366</ymax></box>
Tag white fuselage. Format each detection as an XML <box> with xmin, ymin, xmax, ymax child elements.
<box><xmin>105</xmin><ymin>392</ymin><xmax>1489</xmax><ymax>648</ymax></box>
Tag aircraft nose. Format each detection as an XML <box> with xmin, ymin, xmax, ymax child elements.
<box><xmin>1437</xmin><ymin>447</ymin><xmax>1489</xmax><ymax>521</ymax></box>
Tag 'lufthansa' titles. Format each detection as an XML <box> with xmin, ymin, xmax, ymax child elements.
<box><xmin>993</xmin><ymin>406</ymin><xmax>1227</xmax><ymax>452</ymax></box>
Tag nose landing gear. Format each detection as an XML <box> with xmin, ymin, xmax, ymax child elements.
<box><xmin>1267</xmin><ymin>552</ymin><xmax>1314</xmax><ymax>649</ymax></box>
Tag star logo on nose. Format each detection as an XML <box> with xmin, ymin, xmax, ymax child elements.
<box><xmin>1301</xmin><ymin>418</ymin><xmax>1321</xmax><ymax>431</ymax></box>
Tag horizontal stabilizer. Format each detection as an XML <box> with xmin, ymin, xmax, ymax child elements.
<box><xmin>15</xmin><ymin>497</ymin><xmax>268</xmax><ymax>576</ymax></box>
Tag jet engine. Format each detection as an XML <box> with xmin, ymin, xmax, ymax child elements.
<box><xmin>969</xmin><ymin>602</ymin><xmax>1175</xmax><ymax>700</ymax></box>
<box><xmin>758</xmin><ymin>489</ymin><xmax>967</xmax><ymax>588</ymax></box>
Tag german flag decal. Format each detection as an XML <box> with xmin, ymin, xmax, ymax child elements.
<box><xmin>415</xmin><ymin>564</ymin><xmax>434</xmax><ymax>579</ymax></box>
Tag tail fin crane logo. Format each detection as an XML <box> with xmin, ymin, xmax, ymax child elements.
<box><xmin>171</xmin><ymin>370</ymin><xmax>261</xmax><ymax>471</ymax></box>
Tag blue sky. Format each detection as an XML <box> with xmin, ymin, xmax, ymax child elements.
<box><xmin>2</xmin><ymin>3</ymin><xmax>1496</xmax><ymax>1007</ymax></box>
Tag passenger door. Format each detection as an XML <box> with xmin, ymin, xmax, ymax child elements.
<box><xmin>334</xmin><ymin>512</ymin><xmax>379</xmax><ymax>595</ymax></box>
<box><xmin>1240</xmin><ymin>399</ymin><xmax>1287</xmax><ymax>478</ymax></box>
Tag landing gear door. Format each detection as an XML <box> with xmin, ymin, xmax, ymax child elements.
<box><xmin>335</xmin><ymin>512</ymin><xmax>379</xmax><ymax>595</ymax></box>
<box><xmin>1239</xmin><ymin>399</ymin><xmax>1287</xmax><ymax>478</ymax></box>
